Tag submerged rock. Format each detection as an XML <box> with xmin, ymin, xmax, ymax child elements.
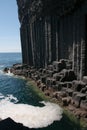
<box><xmin>3</xmin><ymin>67</ymin><xmax>9</xmax><ymax>73</ymax></box>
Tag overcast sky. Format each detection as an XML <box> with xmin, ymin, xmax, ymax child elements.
<box><xmin>0</xmin><ymin>0</ymin><xmax>21</xmax><ymax>52</ymax></box>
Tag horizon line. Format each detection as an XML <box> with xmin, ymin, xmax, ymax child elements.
<box><xmin>0</xmin><ymin>52</ymin><xmax>21</xmax><ymax>53</ymax></box>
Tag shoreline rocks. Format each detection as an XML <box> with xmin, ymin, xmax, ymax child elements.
<box><xmin>4</xmin><ymin>60</ymin><xmax>87</xmax><ymax>125</ymax></box>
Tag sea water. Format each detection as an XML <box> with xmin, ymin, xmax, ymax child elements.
<box><xmin>0</xmin><ymin>53</ymin><xmax>82</xmax><ymax>130</ymax></box>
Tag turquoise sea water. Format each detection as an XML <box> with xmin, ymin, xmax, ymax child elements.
<box><xmin>0</xmin><ymin>53</ymin><xmax>83</xmax><ymax>130</ymax></box>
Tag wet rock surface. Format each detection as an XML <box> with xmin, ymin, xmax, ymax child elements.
<box><xmin>0</xmin><ymin>118</ymin><xmax>30</xmax><ymax>130</ymax></box>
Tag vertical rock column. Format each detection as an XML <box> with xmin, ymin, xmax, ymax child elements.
<box><xmin>30</xmin><ymin>22</ymin><xmax>35</xmax><ymax>67</ymax></box>
<box><xmin>68</xmin><ymin>15</ymin><xmax>73</xmax><ymax>61</ymax></box>
<box><xmin>76</xmin><ymin>14</ymin><xmax>81</xmax><ymax>79</ymax></box>
<box><xmin>72</xmin><ymin>13</ymin><xmax>78</xmax><ymax>76</ymax></box>
<box><xmin>72</xmin><ymin>13</ymin><xmax>86</xmax><ymax>79</ymax></box>
<box><xmin>80</xmin><ymin>16</ymin><xmax>86</xmax><ymax>78</ymax></box>
<box><xmin>26</xmin><ymin>24</ymin><xmax>33</xmax><ymax>66</ymax></box>
<box><xmin>51</xmin><ymin>16</ymin><xmax>57</xmax><ymax>62</ymax></box>
<box><xmin>39</xmin><ymin>18</ymin><xmax>45</xmax><ymax>67</ymax></box>
<box><xmin>55</xmin><ymin>17</ymin><xmax>59</xmax><ymax>61</ymax></box>
<box><xmin>48</xmin><ymin>17</ymin><xmax>52</xmax><ymax>64</ymax></box>
<box><xmin>20</xmin><ymin>25</ymin><xmax>28</xmax><ymax>64</ymax></box>
<box><xmin>58</xmin><ymin>18</ymin><xmax>63</xmax><ymax>59</ymax></box>
<box><xmin>72</xmin><ymin>14</ymin><xmax>76</xmax><ymax>72</ymax></box>
<box><xmin>44</xmin><ymin>17</ymin><xmax>51</xmax><ymax>67</ymax></box>
<box><xmin>32</xmin><ymin>20</ymin><xmax>37</xmax><ymax>68</ymax></box>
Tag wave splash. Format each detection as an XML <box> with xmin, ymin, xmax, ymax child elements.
<box><xmin>0</xmin><ymin>70</ymin><xmax>14</xmax><ymax>76</ymax></box>
<box><xmin>0</xmin><ymin>93</ymin><xmax>63</xmax><ymax>128</ymax></box>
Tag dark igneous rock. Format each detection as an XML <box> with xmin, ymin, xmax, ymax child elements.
<box><xmin>0</xmin><ymin>118</ymin><xmax>30</xmax><ymax>130</ymax></box>
<box><xmin>16</xmin><ymin>0</ymin><xmax>86</xmax><ymax>79</ymax></box>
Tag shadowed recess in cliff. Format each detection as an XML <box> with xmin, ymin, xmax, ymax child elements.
<box><xmin>0</xmin><ymin>93</ymin><xmax>63</xmax><ymax>128</ymax></box>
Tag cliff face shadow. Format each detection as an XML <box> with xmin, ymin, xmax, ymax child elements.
<box><xmin>0</xmin><ymin>118</ymin><xmax>30</xmax><ymax>130</ymax></box>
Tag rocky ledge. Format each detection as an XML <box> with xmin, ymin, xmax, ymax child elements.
<box><xmin>4</xmin><ymin>59</ymin><xmax>87</xmax><ymax>126</ymax></box>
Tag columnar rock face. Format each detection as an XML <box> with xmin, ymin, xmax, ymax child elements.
<box><xmin>16</xmin><ymin>0</ymin><xmax>87</xmax><ymax>79</ymax></box>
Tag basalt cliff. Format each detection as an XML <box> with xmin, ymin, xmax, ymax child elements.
<box><xmin>17</xmin><ymin>0</ymin><xmax>87</xmax><ymax>80</ymax></box>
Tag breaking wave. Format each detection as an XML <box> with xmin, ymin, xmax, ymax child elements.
<box><xmin>0</xmin><ymin>70</ymin><xmax>14</xmax><ymax>76</ymax></box>
<box><xmin>0</xmin><ymin>93</ymin><xmax>63</xmax><ymax>128</ymax></box>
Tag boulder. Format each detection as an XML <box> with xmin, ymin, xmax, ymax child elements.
<box><xmin>40</xmin><ymin>84</ymin><xmax>47</xmax><ymax>92</ymax></box>
<box><xmin>59</xmin><ymin>69</ymin><xmax>68</xmax><ymax>82</ymax></box>
<box><xmin>62</xmin><ymin>97</ymin><xmax>71</xmax><ymax>106</ymax></box>
<box><xmin>52</xmin><ymin>84</ymin><xmax>60</xmax><ymax>91</ymax></box>
<box><xmin>58</xmin><ymin>82</ymin><xmax>67</xmax><ymax>88</ymax></box>
<box><xmin>3</xmin><ymin>67</ymin><xmax>9</xmax><ymax>73</ymax></box>
<box><xmin>58</xmin><ymin>82</ymin><xmax>67</xmax><ymax>90</ymax></box>
<box><xmin>61</xmin><ymin>87</ymin><xmax>67</xmax><ymax>92</ymax></box>
<box><xmin>34</xmin><ymin>75</ymin><xmax>40</xmax><ymax>81</ymax></box>
<box><xmin>38</xmin><ymin>68</ymin><xmax>43</xmax><ymax>73</ymax></box>
<box><xmin>53</xmin><ymin>73</ymin><xmax>62</xmax><ymax>81</ymax></box>
<box><xmin>80</xmin><ymin>100</ymin><xmax>87</xmax><ymax>111</ymax></box>
<box><xmin>46</xmin><ymin>78</ymin><xmax>51</xmax><ymax>87</ymax></box>
<box><xmin>46</xmin><ymin>70</ymin><xmax>54</xmax><ymax>77</ymax></box>
<box><xmin>68</xmin><ymin>70</ymin><xmax>77</xmax><ymax>81</ymax></box>
<box><xmin>83</xmin><ymin>76</ymin><xmax>87</xmax><ymax>84</ymax></box>
<box><xmin>72</xmin><ymin>80</ymin><xmax>86</xmax><ymax>92</ymax></box>
<box><xmin>47</xmin><ymin>65</ymin><xmax>53</xmax><ymax>70</ymax></box>
<box><xmin>60</xmin><ymin>91</ymin><xmax>67</xmax><ymax>98</ymax></box>
<box><xmin>53</xmin><ymin>61</ymin><xmax>60</xmax><ymax>72</ymax></box>
<box><xmin>53</xmin><ymin>60</ymin><xmax>66</xmax><ymax>72</ymax></box>
<box><xmin>51</xmin><ymin>78</ymin><xmax>56</xmax><ymax>86</ymax></box>
<box><xmin>66</xmin><ymin>88</ymin><xmax>73</xmax><ymax>97</ymax></box>
<box><xmin>66</xmin><ymin>60</ymin><xmax>72</xmax><ymax>69</ymax></box>
<box><xmin>44</xmin><ymin>91</ymin><xmax>50</xmax><ymax>96</ymax></box>
<box><xmin>72</xmin><ymin>92</ymin><xmax>86</xmax><ymax>108</ymax></box>
<box><xmin>42</xmin><ymin>69</ymin><xmax>46</xmax><ymax>74</ymax></box>
<box><xmin>30</xmin><ymin>69</ymin><xmax>36</xmax><ymax>74</ymax></box>
<box><xmin>54</xmin><ymin>82</ymin><xmax>67</xmax><ymax>91</ymax></box>
<box><xmin>53</xmin><ymin>84</ymin><xmax>61</xmax><ymax>91</ymax></box>
<box><xmin>52</xmin><ymin>92</ymin><xmax>61</xmax><ymax>100</ymax></box>
<box><xmin>60</xmin><ymin>69</ymin><xmax>77</xmax><ymax>82</ymax></box>
<box><xmin>13</xmin><ymin>70</ymin><xmax>24</xmax><ymax>76</ymax></box>
<box><xmin>52</xmin><ymin>92</ymin><xmax>59</xmax><ymax>99</ymax></box>
<box><xmin>80</xmin><ymin>86</ymin><xmax>87</xmax><ymax>93</ymax></box>
<box><xmin>67</xmin><ymin>82</ymin><xmax>72</xmax><ymax>88</ymax></box>
<box><xmin>28</xmin><ymin>72</ymin><xmax>31</xmax><ymax>78</ymax></box>
<box><xmin>46</xmin><ymin>78</ymin><xmax>56</xmax><ymax>87</ymax></box>
<box><xmin>13</xmin><ymin>64</ymin><xmax>23</xmax><ymax>70</ymax></box>
<box><xmin>41</xmin><ymin>75</ymin><xmax>47</xmax><ymax>84</ymax></box>
<box><xmin>37</xmin><ymin>80</ymin><xmax>41</xmax><ymax>86</ymax></box>
<box><xmin>60</xmin><ymin>59</ymin><xmax>66</xmax><ymax>69</ymax></box>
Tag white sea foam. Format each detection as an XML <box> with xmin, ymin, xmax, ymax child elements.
<box><xmin>0</xmin><ymin>69</ymin><xmax>14</xmax><ymax>76</ymax></box>
<box><xmin>0</xmin><ymin>70</ymin><xmax>4</xmax><ymax>74</ymax></box>
<box><xmin>0</xmin><ymin>94</ymin><xmax>63</xmax><ymax>128</ymax></box>
<box><xmin>5</xmin><ymin>71</ymin><xmax>14</xmax><ymax>76</ymax></box>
